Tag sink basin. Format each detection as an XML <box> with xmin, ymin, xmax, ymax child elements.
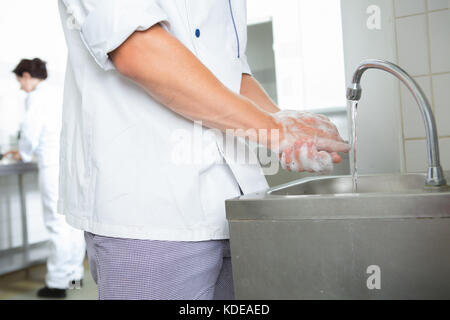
<box><xmin>269</xmin><ymin>173</ymin><xmax>434</xmax><ymax>195</ymax></box>
<box><xmin>226</xmin><ymin>172</ymin><xmax>450</xmax><ymax>299</ymax></box>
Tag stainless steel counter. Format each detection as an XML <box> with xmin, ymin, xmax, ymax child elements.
<box><xmin>226</xmin><ymin>171</ymin><xmax>450</xmax><ymax>299</ymax></box>
<box><xmin>0</xmin><ymin>162</ymin><xmax>38</xmax><ymax>176</ymax></box>
<box><xmin>0</xmin><ymin>162</ymin><xmax>47</xmax><ymax>276</ymax></box>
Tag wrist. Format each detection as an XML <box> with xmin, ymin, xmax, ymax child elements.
<box><xmin>265</xmin><ymin>114</ymin><xmax>284</xmax><ymax>153</ymax></box>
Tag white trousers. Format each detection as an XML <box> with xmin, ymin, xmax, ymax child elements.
<box><xmin>38</xmin><ymin>166</ymin><xmax>86</xmax><ymax>289</ymax></box>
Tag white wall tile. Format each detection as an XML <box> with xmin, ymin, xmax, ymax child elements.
<box><xmin>429</xmin><ymin>10</ymin><xmax>450</xmax><ymax>73</ymax></box>
<box><xmin>405</xmin><ymin>137</ymin><xmax>450</xmax><ymax>173</ymax></box>
<box><xmin>439</xmin><ymin>138</ymin><xmax>450</xmax><ymax>170</ymax></box>
<box><xmin>396</xmin><ymin>14</ymin><xmax>430</xmax><ymax>75</ymax></box>
<box><xmin>401</xmin><ymin>76</ymin><xmax>432</xmax><ymax>138</ymax></box>
<box><xmin>428</xmin><ymin>0</ymin><xmax>449</xmax><ymax>10</ymax></box>
<box><xmin>405</xmin><ymin>139</ymin><xmax>428</xmax><ymax>172</ymax></box>
<box><xmin>433</xmin><ymin>73</ymin><xmax>450</xmax><ymax>136</ymax></box>
<box><xmin>395</xmin><ymin>0</ymin><xmax>426</xmax><ymax>17</ymax></box>
<box><xmin>341</xmin><ymin>0</ymin><xmax>403</xmax><ymax>174</ymax></box>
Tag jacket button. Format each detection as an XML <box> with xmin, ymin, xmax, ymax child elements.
<box><xmin>195</xmin><ymin>29</ymin><xmax>200</xmax><ymax>38</ymax></box>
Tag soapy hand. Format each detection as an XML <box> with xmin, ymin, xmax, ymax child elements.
<box><xmin>280</xmin><ymin>138</ymin><xmax>340</xmax><ymax>172</ymax></box>
<box><xmin>273</xmin><ymin>110</ymin><xmax>350</xmax><ymax>173</ymax></box>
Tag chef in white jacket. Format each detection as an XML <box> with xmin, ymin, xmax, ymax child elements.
<box><xmin>58</xmin><ymin>0</ymin><xmax>349</xmax><ymax>300</ymax></box>
<box><xmin>5</xmin><ymin>58</ymin><xmax>86</xmax><ymax>298</ymax></box>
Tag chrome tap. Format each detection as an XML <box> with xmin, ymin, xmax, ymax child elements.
<box><xmin>346</xmin><ymin>59</ymin><xmax>447</xmax><ymax>187</ymax></box>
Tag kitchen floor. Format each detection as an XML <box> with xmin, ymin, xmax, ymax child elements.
<box><xmin>0</xmin><ymin>259</ymin><xmax>97</xmax><ymax>300</ymax></box>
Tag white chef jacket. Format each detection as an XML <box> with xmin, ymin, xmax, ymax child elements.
<box><xmin>58</xmin><ymin>0</ymin><xmax>269</xmax><ymax>241</ymax></box>
<box><xmin>19</xmin><ymin>82</ymin><xmax>62</xmax><ymax>169</ymax></box>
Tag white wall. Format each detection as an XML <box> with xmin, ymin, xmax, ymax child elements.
<box><xmin>0</xmin><ymin>0</ymin><xmax>67</xmax><ymax>146</ymax></box>
<box><xmin>341</xmin><ymin>0</ymin><xmax>403</xmax><ymax>174</ymax></box>
<box><xmin>247</xmin><ymin>0</ymin><xmax>347</xmax><ymax>111</ymax></box>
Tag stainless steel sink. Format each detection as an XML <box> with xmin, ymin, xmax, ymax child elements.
<box><xmin>226</xmin><ymin>172</ymin><xmax>450</xmax><ymax>299</ymax></box>
<box><xmin>269</xmin><ymin>173</ymin><xmax>435</xmax><ymax>195</ymax></box>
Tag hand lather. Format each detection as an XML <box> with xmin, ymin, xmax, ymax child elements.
<box><xmin>273</xmin><ymin>110</ymin><xmax>350</xmax><ymax>173</ymax></box>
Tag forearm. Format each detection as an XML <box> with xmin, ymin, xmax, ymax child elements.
<box><xmin>110</xmin><ymin>25</ymin><xmax>281</xmax><ymax>147</ymax></box>
<box><xmin>240</xmin><ymin>74</ymin><xmax>280</xmax><ymax>114</ymax></box>
<box><xmin>109</xmin><ymin>24</ymin><xmax>349</xmax><ymax>161</ymax></box>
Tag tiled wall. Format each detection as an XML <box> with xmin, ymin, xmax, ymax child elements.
<box><xmin>394</xmin><ymin>0</ymin><xmax>450</xmax><ymax>172</ymax></box>
<box><xmin>341</xmin><ymin>0</ymin><xmax>404</xmax><ymax>174</ymax></box>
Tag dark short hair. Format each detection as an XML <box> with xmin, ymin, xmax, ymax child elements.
<box><xmin>13</xmin><ymin>58</ymin><xmax>48</xmax><ymax>80</ymax></box>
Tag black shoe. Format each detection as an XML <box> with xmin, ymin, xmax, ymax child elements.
<box><xmin>37</xmin><ymin>286</ymin><xmax>67</xmax><ymax>298</ymax></box>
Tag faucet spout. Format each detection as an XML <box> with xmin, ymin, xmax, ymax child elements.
<box><xmin>347</xmin><ymin>59</ymin><xmax>447</xmax><ymax>187</ymax></box>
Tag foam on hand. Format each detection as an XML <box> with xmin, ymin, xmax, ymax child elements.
<box><xmin>273</xmin><ymin>110</ymin><xmax>337</xmax><ymax>173</ymax></box>
<box><xmin>280</xmin><ymin>141</ymin><xmax>333</xmax><ymax>173</ymax></box>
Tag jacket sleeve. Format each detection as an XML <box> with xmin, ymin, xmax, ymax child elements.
<box><xmin>241</xmin><ymin>53</ymin><xmax>253</xmax><ymax>76</ymax></box>
<box><xmin>60</xmin><ymin>0</ymin><xmax>169</xmax><ymax>71</ymax></box>
<box><xmin>235</xmin><ymin>0</ymin><xmax>252</xmax><ymax>76</ymax></box>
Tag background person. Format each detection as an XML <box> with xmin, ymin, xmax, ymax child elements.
<box><xmin>4</xmin><ymin>58</ymin><xmax>86</xmax><ymax>298</ymax></box>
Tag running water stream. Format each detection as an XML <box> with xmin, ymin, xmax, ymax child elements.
<box><xmin>350</xmin><ymin>100</ymin><xmax>359</xmax><ymax>193</ymax></box>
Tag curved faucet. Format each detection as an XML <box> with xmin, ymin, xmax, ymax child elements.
<box><xmin>346</xmin><ymin>59</ymin><xmax>447</xmax><ymax>187</ymax></box>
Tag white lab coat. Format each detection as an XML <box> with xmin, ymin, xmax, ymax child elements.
<box><xmin>19</xmin><ymin>82</ymin><xmax>86</xmax><ymax>289</ymax></box>
<box><xmin>19</xmin><ymin>82</ymin><xmax>61</xmax><ymax>168</ymax></box>
<box><xmin>58</xmin><ymin>0</ymin><xmax>269</xmax><ymax>241</ymax></box>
